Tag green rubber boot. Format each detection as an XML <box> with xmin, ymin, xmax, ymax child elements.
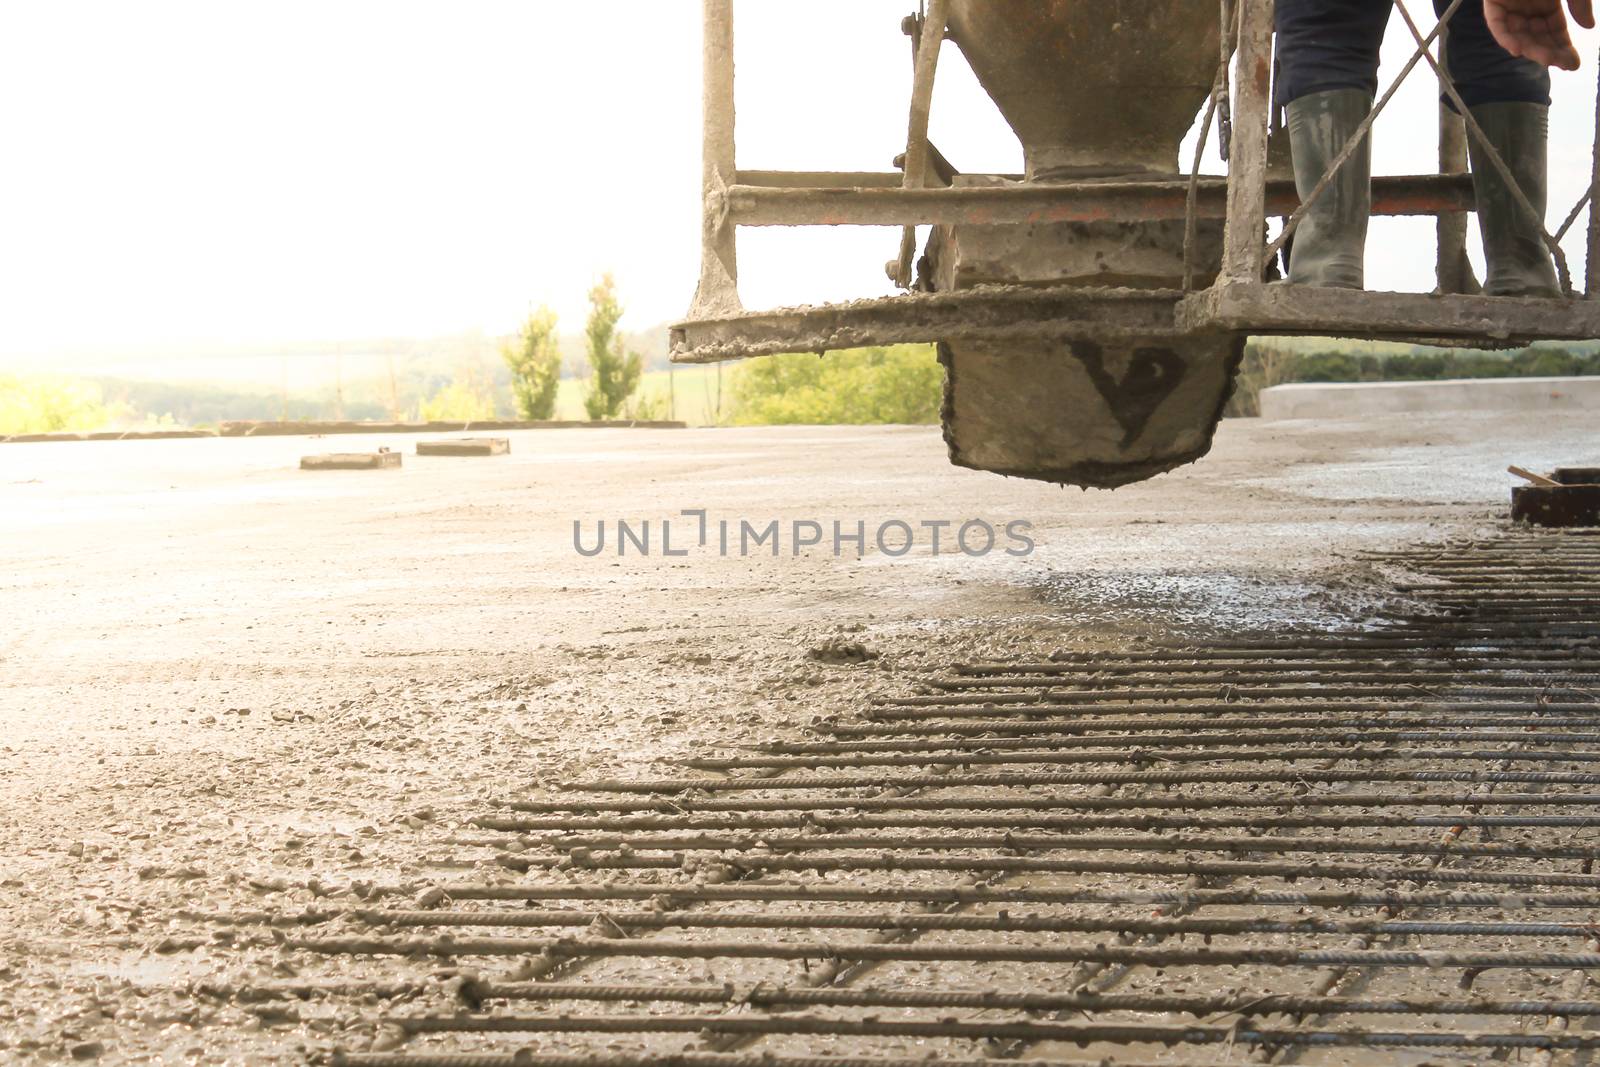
<box><xmin>1469</xmin><ymin>102</ymin><xmax>1561</xmax><ymax>298</ymax></box>
<box><xmin>1285</xmin><ymin>89</ymin><xmax>1372</xmax><ymax>290</ymax></box>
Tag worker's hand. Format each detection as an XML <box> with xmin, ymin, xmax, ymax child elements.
<box><xmin>1484</xmin><ymin>0</ymin><xmax>1595</xmax><ymax>71</ymax></box>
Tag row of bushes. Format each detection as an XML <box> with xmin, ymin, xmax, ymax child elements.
<box><xmin>0</xmin><ymin>374</ymin><xmax>118</xmax><ymax>435</ymax></box>
<box><xmin>737</xmin><ymin>341</ymin><xmax>1600</xmax><ymax>426</ymax></box>
<box><xmin>731</xmin><ymin>345</ymin><xmax>944</xmax><ymax>425</ymax></box>
<box><xmin>7</xmin><ymin>341</ymin><xmax>1593</xmax><ymax>434</ymax></box>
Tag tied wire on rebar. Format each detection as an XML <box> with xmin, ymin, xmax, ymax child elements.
<box><xmin>247</xmin><ymin>530</ymin><xmax>1600</xmax><ymax>1066</ymax></box>
<box><xmin>325</xmin><ymin>1051</ymin><xmax>1600</xmax><ymax>1067</ymax></box>
<box><xmin>376</xmin><ymin>1014</ymin><xmax>1600</xmax><ymax>1051</ymax></box>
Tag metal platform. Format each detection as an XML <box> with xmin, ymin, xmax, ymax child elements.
<box><xmin>673</xmin><ymin>282</ymin><xmax>1600</xmax><ymax>364</ymax></box>
<box><xmin>671</xmin><ymin>285</ymin><xmax>1186</xmax><ymax>364</ymax></box>
<box><xmin>723</xmin><ymin>171</ymin><xmax>1475</xmax><ymax>228</ymax></box>
<box><xmin>671</xmin><ymin>0</ymin><xmax>1600</xmax><ymax>366</ymax></box>
<box><xmin>1181</xmin><ymin>281</ymin><xmax>1600</xmax><ymax>346</ymax></box>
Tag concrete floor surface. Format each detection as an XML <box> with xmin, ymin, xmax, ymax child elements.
<box><xmin>0</xmin><ymin>412</ymin><xmax>1591</xmax><ymax>1063</ymax></box>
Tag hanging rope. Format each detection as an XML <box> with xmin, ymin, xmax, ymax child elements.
<box><xmin>1184</xmin><ymin>0</ymin><xmax>1240</xmax><ymax>290</ymax></box>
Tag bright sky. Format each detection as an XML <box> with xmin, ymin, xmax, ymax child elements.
<box><xmin>1</xmin><ymin>1</ymin><xmax>1595</xmax><ymax>363</ymax></box>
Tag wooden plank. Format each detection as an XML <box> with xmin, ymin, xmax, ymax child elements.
<box><xmin>1510</xmin><ymin>465</ymin><xmax>1562</xmax><ymax>487</ymax></box>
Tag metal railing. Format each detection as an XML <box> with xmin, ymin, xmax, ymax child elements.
<box><xmin>676</xmin><ymin>0</ymin><xmax>1600</xmax><ymax>359</ymax></box>
<box><xmin>1217</xmin><ymin>0</ymin><xmax>1600</xmax><ymax>297</ymax></box>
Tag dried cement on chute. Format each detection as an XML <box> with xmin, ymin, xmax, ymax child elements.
<box><xmin>931</xmin><ymin>0</ymin><xmax>1243</xmax><ymax>489</ymax></box>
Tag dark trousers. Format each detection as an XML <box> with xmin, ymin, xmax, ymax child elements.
<box><xmin>1275</xmin><ymin>0</ymin><xmax>1550</xmax><ymax>108</ymax></box>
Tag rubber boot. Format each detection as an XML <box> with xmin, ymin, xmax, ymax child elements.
<box><xmin>1468</xmin><ymin>102</ymin><xmax>1561</xmax><ymax>298</ymax></box>
<box><xmin>1285</xmin><ymin>89</ymin><xmax>1373</xmax><ymax>289</ymax></box>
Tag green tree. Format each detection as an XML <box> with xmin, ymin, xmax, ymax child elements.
<box><xmin>417</xmin><ymin>381</ymin><xmax>498</xmax><ymax>422</ymax></box>
<box><xmin>581</xmin><ymin>274</ymin><xmax>643</xmax><ymax>420</ymax></box>
<box><xmin>503</xmin><ymin>307</ymin><xmax>563</xmax><ymax>420</ymax></box>
<box><xmin>1526</xmin><ymin>347</ymin><xmax>1580</xmax><ymax>377</ymax></box>
<box><xmin>0</xmin><ymin>374</ymin><xmax>114</xmax><ymax>434</ymax></box>
<box><xmin>731</xmin><ymin>345</ymin><xmax>944</xmax><ymax>425</ymax></box>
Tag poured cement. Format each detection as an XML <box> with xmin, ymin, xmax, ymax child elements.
<box><xmin>0</xmin><ymin>411</ymin><xmax>1593</xmax><ymax>1063</ymax></box>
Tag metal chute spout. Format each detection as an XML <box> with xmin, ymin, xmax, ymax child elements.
<box><xmin>933</xmin><ymin>0</ymin><xmax>1236</xmax><ymax>488</ymax></box>
<box><xmin>947</xmin><ymin>0</ymin><xmax>1223</xmax><ymax>179</ymax></box>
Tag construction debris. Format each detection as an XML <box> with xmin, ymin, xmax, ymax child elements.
<box><xmin>299</xmin><ymin>450</ymin><xmax>401</xmax><ymax>471</ymax></box>
<box><xmin>1511</xmin><ymin>464</ymin><xmax>1600</xmax><ymax>527</ymax></box>
<box><xmin>416</xmin><ymin>438</ymin><xmax>510</xmax><ymax>457</ymax></box>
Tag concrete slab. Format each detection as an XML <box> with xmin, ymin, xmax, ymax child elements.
<box><xmin>4</xmin><ymin>415</ymin><xmax>1598</xmax><ymax>1065</ymax></box>
<box><xmin>1</xmin><ymin>430</ymin><xmax>217</xmax><ymax>444</ymax></box>
<box><xmin>299</xmin><ymin>450</ymin><xmax>402</xmax><ymax>471</ymax></box>
<box><xmin>223</xmin><ymin>419</ymin><xmax>685</xmax><ymax>436</ymax></box>
<box><xmin>416</xmin><ymin>437</ymin><xmax>510</xmax><ymax>457</ymax></box>
<box><xmin>1260</xmin><ymin>376</ymin><xmax>1600</xmax><ymax>420</ymax></box>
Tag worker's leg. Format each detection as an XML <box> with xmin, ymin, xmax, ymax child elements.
<box><xmin>1276</xmin><ymin>0</ymin><xmax>1392</xmax><ymax>104</ymax></box>
<box><xmin>1437</xmin><ymin>0</ymin><xmax>1560</xmax><ymax>296</ymax></box>
<box><xmin>1275</xmin><ymin>0</ymin><xmax>1392</xmax><ymax>288</ymax></box>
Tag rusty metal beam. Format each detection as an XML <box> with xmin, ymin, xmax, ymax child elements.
<box><xmin>687</xmin><ymin>0</ymin><xmax>741</xmax><ymax>319</ymax></box>
<box><xmin>670</xmin><ymin>284</ymin><xmax>1183</xmax><ymax>364</ymax></box>
<box><xmin>893</xmin><ymin>0</ymin><xmax>950</xmax><ymax>288</ymax></box>
<box><xmin>725</xmin><ymin>175</ymin><xmax>1475</xmax><ymax>228</ymax></box>
<box><xmin>1222</xmin><ymin>0</ymin><xmax>1274</xmax><ymax>280</ymax></box>
<box><xmin>1588</xmin><ymin>62</ymin><xmax>1600</xmax><ymax>298</ymax></box>
<box><xmin>735</xmin><ymin>170</ymin><xmax>906</xmax><ymax>189</ymax></box>
<box><xmin>672</xmin><ymin>276</ymin><xmax>1600</xmax><ymax>363</ymax></box>
<box><xmin>1436</xmin><ymin>29</ymin><xmax>1480</xmax><ymax>294</ymax></box>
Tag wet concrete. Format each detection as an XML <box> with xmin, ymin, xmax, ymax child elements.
<box><xmin>0</xmin><ymin>412</ymin><xmax>1592</xmax><ymax>1063</ymax></box>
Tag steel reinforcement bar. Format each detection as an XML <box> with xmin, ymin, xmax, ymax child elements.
<box><xmin>252</xmin><ymin>529</ymin><xmax>1600</xmax><ymax>1066</ymax></box>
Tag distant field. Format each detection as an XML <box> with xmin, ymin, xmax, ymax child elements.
<box><xmin>554</xmin><ymin>365</ymin><xmax>732</xmax><ymax>426</ymax></box>
<box><xmin>17</xmin><ymin>333</ymin><xmax>1593</xmax><ymax>434</ymax></box>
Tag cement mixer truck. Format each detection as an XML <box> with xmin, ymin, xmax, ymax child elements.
<box><xmin>670</xmin><ymin>0</ymin><xmax>1600</xmax><ymax>488</ymax></box>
